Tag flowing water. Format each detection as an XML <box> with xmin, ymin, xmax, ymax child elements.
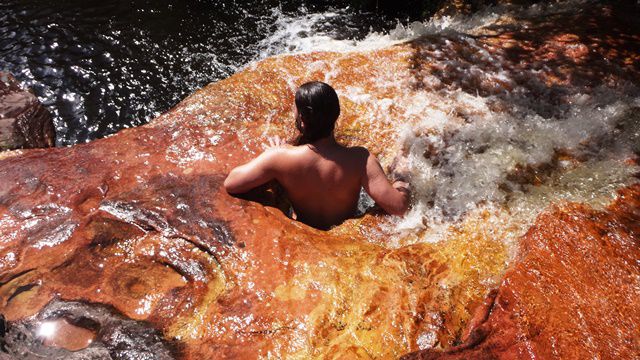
<box><xmin>0</xmin><ymin>1</ymin><xmax>639</xmax><ymax>357</ymax></box>
<box><xmin>0</xmin><ymin>0</ymin><xmax>396</xmax><ymax>146</ymax></box>
<box><xmin>2</xmin><ymin>0</ymin><xmax>638</xmax><ymax>282</ymax></box>
<box><xmin>245</xmin><ymin>0</ymin><xmax>640</xmax><ymax>256</ymax></box>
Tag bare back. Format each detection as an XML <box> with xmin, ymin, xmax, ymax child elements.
<box><xmin>224</xmin><ymin>136</ymin><xmax>409</xmax><ymax>229</ymax></box>
<box><xmin>274</xmin><ymin>143</ymin><xmax>367</xmax><ymax>229</ymax></box>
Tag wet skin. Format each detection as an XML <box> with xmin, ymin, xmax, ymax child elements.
<box><xmin>224</xmin><ymin>135</ymin><xmax>410</xmax><ymax>229</ymax></box>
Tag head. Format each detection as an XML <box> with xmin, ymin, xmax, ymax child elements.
<box><xmin>294</xmin><ymin>81</ymin><xmax>340</xmax><ymax>145</ymax></box>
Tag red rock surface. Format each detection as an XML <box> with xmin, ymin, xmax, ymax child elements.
<box><xmin>0</xmin><ymin>52</ymin><xmax>509</xmax><ymax>359</ymax></box>
<box><xmin>0</xmin><ymin>2</ymin><xmax>638</xmax><ymax>359</ymax></box>
<box><xmin>402</xmin><ymin>184</ymin><xmax>640</xmax><ymax>359</ymax></box>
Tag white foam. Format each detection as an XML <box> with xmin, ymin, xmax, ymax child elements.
<box><xmin>254</xmin><ymin>0</ymin><xmax>595</xmax><ymax>58</ymax></box>
<box><xmin>249</xmin><ymin>0</ymin><xmax>639</xmax><ymax>250</ymax></box>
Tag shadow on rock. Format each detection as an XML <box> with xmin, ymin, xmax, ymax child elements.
<box><xmin>0</xmin><ymin>299</ymin><xmax>176</xmax><ymax>359</ymax></box>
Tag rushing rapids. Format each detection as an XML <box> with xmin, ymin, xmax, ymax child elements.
<box><xmin>0</xmin><ymin>1</ymin><xmax>639</xmax><ymax>359</ymax></box>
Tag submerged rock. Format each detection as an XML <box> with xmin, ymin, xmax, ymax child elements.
<box><xmin>0</xmin><ymin>2</ymin><xmax>638</xmax><ymax>359</ymax></box>
<box><xmin>402</xmin><ymin>185</ymin><xmax>640</xmax><ymax>359</ymax></box>
<box><xmin>0</xmin><ymin>72</ymin><xmax>55</xmax><ymax>150</ymax></box>
<box><xmin>0</xmin><ymin>300</ymin><xmax>175</xmax><ymax>359</ymax></box>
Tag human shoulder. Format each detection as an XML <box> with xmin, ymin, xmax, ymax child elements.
<box><xmin>349</xmin><ymin>145</ymin><xmax>370</xmax><ymax>154</ymax></box>
<box><xmin>269</xmin><ymin>144</ymin><xmax>308</xmax><ymax>157</ymax></box>
<box><xmin>257</xmin><ymin>144</ymin><xmax>306</xmax><ymax>168</ymax></box>
<box><xmin>341</xmin><ymin>146</ymin><xmax>371</xmax><ymax>176</ymax></box>
<box><xmin>346</xmin><ymin>145</ymin><xmax>371</xmax><ymax>161</ymax></box>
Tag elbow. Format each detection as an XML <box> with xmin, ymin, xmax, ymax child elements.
<box><xmin>399</xmin><ymin>201</ymin><xmax>410</xmax><ymax>216</ymax></box>
<box><xmin>382</xmin><ymin>202</ymin><xmax>408</xmax><ymax>216</ymax></box>
<box><xmin>223</xmin><ymin>174</ymin><xmax>239</xmax><ymax>194</ymax></box>
<box><xmin>376</xmin><ymin>190</ymin><xmax>410</xmax><ymax>216</ymax></box>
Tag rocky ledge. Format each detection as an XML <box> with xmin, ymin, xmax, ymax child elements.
<box><xmin>402</xmin><ymin>185</ymin><xmax>640</xmax><ymax>359</ymax></box>
<box><xmin>0</xmin><ymin>2</ymin><xmax>638</xmax><ymax>359</ymax></box>
<box><xmin>0</xmin><ymin>72</ymin><xmax>55</xmax><ymax>151</ymax></box>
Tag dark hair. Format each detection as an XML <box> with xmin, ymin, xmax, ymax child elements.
<box><xmin>294</xmin><ymin>81</ymin><xmax>340</xmax><ymax>145</ymax></box>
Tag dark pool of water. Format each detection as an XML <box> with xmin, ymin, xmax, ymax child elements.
<box><xmin>0</xmin><ymin>0</ymin><xmax>396</xmax><ymax>146</ymax></box>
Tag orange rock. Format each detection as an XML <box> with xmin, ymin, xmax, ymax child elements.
<box><xmin>402</xmin><ymin>185</ymin><xmax>640</xmax><ymax>360</ymax></box>
<box><xmin>0</xmin><ymin>2</ymin><xmax>638</xmax><ymax>359</ymax></box>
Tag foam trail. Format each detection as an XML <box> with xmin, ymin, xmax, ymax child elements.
<box><xmin>252</xmin><ymin>1</ymin><xmax>639</xmax><ymax>253</ymax></box>
<box><xmin>255</xmin><ymin>0</ymin><xmax>595</xmax><ymax>57</ymax></box>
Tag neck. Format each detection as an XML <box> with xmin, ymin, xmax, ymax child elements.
<box><xmin>311</xmin><ymin>135</ymin><xmax>337</xmax><ymax>147</ymax></box>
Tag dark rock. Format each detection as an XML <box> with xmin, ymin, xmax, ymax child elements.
<box><xmin>0</xmin><ymin>300</ymin><xmax>175</xmax><ymax>359</ymax></box>
<box><xmin>0</xmin><ymin>72</ymin><xmax>55</xmax><ymax>150</ymax></box>
<box><xmin>0</xmin><ymin>2</ymin><xmax>638</xmax><ymax>359</ymax></box>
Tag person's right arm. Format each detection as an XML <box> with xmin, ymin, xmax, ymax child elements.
<box><xmin>224</xmin><ymin>149</ymin><xmax>281</xmax><ymax>194</ymax></box>
<box><xmin>361</xmin><ymin>151</ymin><xmax>410</xmax><ymax>216</ymax></box>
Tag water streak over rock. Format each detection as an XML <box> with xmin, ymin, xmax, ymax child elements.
<box><xmin>403</xmin><ymin>185</ymin><xmax>640</xmax><ymax>359</ymax></box>
<box><xmin>0</xmin><ymin>1</ymin><xmax>639</xmax><ymax>359</ymax></box>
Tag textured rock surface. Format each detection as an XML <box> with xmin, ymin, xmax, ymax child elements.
<box><xmin>0</xmin><ymin>2</ymin><xmax>638</xmax><ymax>359</ymax></box>
<box><xmin>0</xmin><ymin>53</ymin><xmax>509</xmax><ymax>359</ymax></box>
<box><xmin>434</xmin><ymin>0</ymin><xmax>539</xmax><ymax>17</ymax></box>
<box><xmin>0</xmin><ymin>300</ymin><xmax>174</xmax><ymax>359</ymax></box>
<box><xmin>402</xmin><ymin>184</ymin><xmax>640</xmax><ymax>359</ymax></box>
<box><xmin>0</xmin><ymin>72</ymin><xmax>55</xmax><ymax>150</ymax></box>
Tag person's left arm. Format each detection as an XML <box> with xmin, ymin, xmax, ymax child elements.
<box><xmin>224</xmin><ymin>147</ymin><xmax>283</xmax><ymax>194</ymax></box>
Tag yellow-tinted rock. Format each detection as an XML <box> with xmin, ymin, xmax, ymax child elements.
<box><xmin>0</xmin><ymin>2</ymin><xmax>638</xmax><ymax>359</ymax></box>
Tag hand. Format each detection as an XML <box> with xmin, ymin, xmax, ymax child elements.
<box><xmin>262</xmin><ymin>135</ymin><xmax>287</xmax><ymax>151</ymax></box>
<box><xmin>392</xmin><ymin>180</ymin><xmax>411</xmax><ymax>195</ymax></box>
<box><xmin>389</xmin><ymin>155</ymin><xmax>411</xmax><ymax>183</ymax></box>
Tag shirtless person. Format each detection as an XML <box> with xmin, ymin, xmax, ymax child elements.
<box><xmin>224</xmin><ymin>81</ymin><xmax>410</xmax><ymax>229</ymax></box>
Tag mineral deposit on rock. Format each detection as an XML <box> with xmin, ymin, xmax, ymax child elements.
<box><xmin>0</xmin><ymin>2</ymin><xmax>638</xmax><ymax>360</ymax></box>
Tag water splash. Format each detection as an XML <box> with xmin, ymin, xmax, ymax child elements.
<box><xmin>264</xmin><ymin>0</ymin><xmax>640</xmax><ymax>251</ymax></box>
<box><xmin>0</xmin><ymin>1</ymin><xmax>393</xmax><ymax>146</ymax></box>
<box><xmin>255</xmin><ymin>0</ymin><xmax>596</xmax><ymax>56</ymax></box>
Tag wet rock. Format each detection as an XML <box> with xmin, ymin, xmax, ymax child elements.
<box><xmin>402</xmin><ymin>185</ymin><xmax>640</xmax><ymax>359</ymax></box>
<box><xmin>434</xmin><ymin>0</ymin><xmax>539</xmax><ymax>17</ymax></box>
<box><xmin>0</xmin><ymin>300</ymin><xmax>175</xmax><ymax>359</ymax></box>
<box><xmin>0</xmin><ymin>72</ymin><xmax>55</xmax><ymax>150</ymax></box>
<box><xmin>0</xmin><ymin>2</ymin><xmax>638</xmax><ymax>359</ymax></box>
